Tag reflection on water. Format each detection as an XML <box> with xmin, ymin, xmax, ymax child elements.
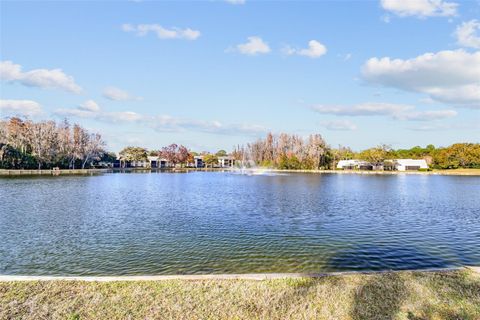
<box><xmin>0</xmin><ymin>172</ymin><xmax>479</xmax><ymax>275</ymax></box>
<box><xmin>327</xmin><ymin>245</ymin><xmax>451</xmax><ymax>271</ymax></box>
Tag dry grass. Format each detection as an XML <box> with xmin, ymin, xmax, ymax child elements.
<box><xmin>1</xmin><ymin>269</ymin><xmax>479</xmax><ymax>320</ymax></box>
<box><xmin>431</xmin><ymin>168</ymin><xmax>480</xmax><ymax>175</ymax></box>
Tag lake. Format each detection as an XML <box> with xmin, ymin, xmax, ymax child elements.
<box><xmin>0</xmin><ymin>172</ymin><xmax>479</xmax><ymax>275</ymax></box>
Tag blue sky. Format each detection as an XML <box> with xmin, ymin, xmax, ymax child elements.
<box><xmin>1</xmin><ymin>0</ymin><xmax>479</xmax><ymax>152</ymax></box>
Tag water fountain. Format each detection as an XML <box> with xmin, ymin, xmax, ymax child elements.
<box><xmin>230</xmin><ymin>152</ymin><xmax>286</xmax><ymax>176</ymax></box>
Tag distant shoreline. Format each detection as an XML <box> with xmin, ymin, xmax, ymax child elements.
<box><xmin>0</xmin><ymin>169</ymin><xmax>109</xmax><ymax>176</ymax></box>
<box><xmin>268</xmin><ymin>168</ymin><xmax>480</xmax><ymax>176</ymax></box>
<box><xmin>1</xmin><ymin>167</ymin><xmax>480</xmax><ymax>176</ymax></box>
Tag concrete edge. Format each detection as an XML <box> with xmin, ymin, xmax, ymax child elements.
<box><xmin>0</xmin><ymin>267</ymin><xmax>471</xmax><ymax>282</ymax></box>
<box><xmin>467</xmin><ymin>266</ymin><xmax>480</xmax><ymax>273</ymax></box>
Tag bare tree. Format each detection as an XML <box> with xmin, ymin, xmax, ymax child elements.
<box><xmin>0</xmin><ymin>117</ymin><xmax>107</xmax><ymax>170</ymax></box>
<box><xmin>57</xmin><ymin>119</ymin><xmax>74</xmax><ymax>167</ymax></box>
<box><xmin>306</xmin><ymin>134</ymin><xmax>327</xmax><ymax>169</ymax></box>
<box><xmin>72</xmin><ymin>124</ymin><xmax>89</xmax><ymax>169</ymax></box>
<box><xmin>81</xmin><ymin>133</ymin><xmax>105</xmax><ymax>169</ymax></box>
<box><xmin>26</xmin><ymin>120</ymin><xmax>58</xmax><ymax>169</ymax></box>
<box><xmin>0</xmin><ymin>120</ymin><xmax>9</xmax><ymax>145</ymax></box>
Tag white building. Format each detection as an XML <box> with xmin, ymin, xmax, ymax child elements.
<box><xmin>194</xmin><ymin>156</ymin><xmax>204</xmax><ymax>168</ymax></box>
<box><xmin>218</xmin><ymin>156</ymin><xmax>235</xmax><ymax>168</ymax></box>
<box><xmin>394</xmin><ymin>159</ymin><xmax>428</xmax><ymax>171</ymax></box>
<box><xmin>336</xmin><ymin>159</ymin><xmax>360</xmax><ymax>170</ymax></box>
<box><xmin>150</xmin><ymin>156</ymin><xmax>171</xmax><ymax>168</ymax></box>
<box><xmin>337</xmin><ymin>159</ymin><xmax>427</xmax><ymax>171</ymax></box>
<box><xmin>129</xmin><ymin>160</ymin><xmax>148</xmax><ymax>168</ymax></box>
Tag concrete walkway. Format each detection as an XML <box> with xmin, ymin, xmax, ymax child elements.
<box><xmin>0</xmin><ymin>267</ymin><xmax>474</xmax><ymax>282</ymax></box>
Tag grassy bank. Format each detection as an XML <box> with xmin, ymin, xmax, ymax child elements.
<box><xmin>431</xmin><ymin>168</ymin><xmax>480</xmax><ymax>175</ymax></box>
<box><xmin>1</xmin><ymin>269</ymin><xmax>479</xmax><ymax>320</ymax></box>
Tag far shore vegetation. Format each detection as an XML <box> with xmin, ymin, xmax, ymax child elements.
<box><xmin>1</xmin><ymin>116</ymin><xmax>479</xmax><ymax>171</ymax></box>
<box><xmin>1</xmin><ymin>269</ymin><xmax>479</xmax><ymax>320</ymax></box>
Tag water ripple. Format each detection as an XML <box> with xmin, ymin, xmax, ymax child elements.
<box><xmin>0</xmin><ymin>173</ymin><xmax>479</xmax><ymax>275</ymax></box>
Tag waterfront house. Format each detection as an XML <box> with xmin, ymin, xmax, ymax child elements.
<box><xmin>218</xmin><ymin>156</ymin><xmax>235</xmax><ymax>168</ymax></box>
<box><xmin>113</xmin><ymin>156</ymin><xmax>170</xmax><ymax>168</ymax></box>
<box><xmin>357</xmin><ymin>161</ymin><xmax>384</xmax><ymax>171</ymax></box>
<box><xmin>337</xmin><ymin>159</ymin><xmax>383</xmax><ymax>170</ymax></box>
<box><xmin>336</xmin><ymin>159</ymin><xmax>360</xmax><ymax>170</ymax></box>
<box><xmin>194</xmin><ymin>156</ymin><xmax>205</xmax><ymax>168</ymax></box>
<box><xmin>148</xmin><ymin>156</ymin><xmax>170</xmax><ymax>168</ymax></box>
<box><xmin>131</xmin><ymin>159</ymin><xmax>148</xmax><ymax>167</ymax></box>
<box><xmin>394</xmin><ymin>159</ymin><xmax>428</xmax><ymax>171</ymax></box>
<box><xmin>337</xmin><ymin>158</ymin><xmax>428</xmax><ymax>171</ymax></box>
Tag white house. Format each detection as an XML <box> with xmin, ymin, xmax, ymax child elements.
<box><xmin>129</xmin><ymin>159</ymin><xmax>149</xmax><ymax>168</ymax></box>
<box><xmin>218</xmin><ymin>156</ymin><xmax>235</xmax><ymax>168</ymax></box>
<box><xmin>337</xmin><ymin>159</ymin><xmax>427</xmax><ymax>171</ymax></box>
<box><xmin>394</xmin><ymin>159</ymin><xmax>428</xmax><ymax>171</ymax></box>
<box><xmin>146</xmin><ymin>156</ymin><xmax>170</xmax><ymax>168</ymax></box>
<box><xmin>194</xmin><ymin>156</ymin><xmax>204</xmax><ymax>168</ymax></box>
<box><xmin>336</xmin><ymin>159</ymin><xmax>360</xmax><ymax>170</ymax></box>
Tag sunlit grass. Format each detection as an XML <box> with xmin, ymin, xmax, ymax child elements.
<box><xmin>431</xmin><ymin>168</ymin><xmax>480</xmax><ymax>174</ymax></box>
<box><xmin>1</xmin><ymin>269</ymin><xmax>479</xmax><ymax>320</ymax></box>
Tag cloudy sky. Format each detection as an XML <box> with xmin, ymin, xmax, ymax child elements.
<box><xmin>1</xmin><ymin>0</ymin><xmax>479</xmax><ymax>152</ymax></box>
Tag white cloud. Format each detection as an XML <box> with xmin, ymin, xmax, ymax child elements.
<box><xmin>56</xmin><ymin>101</ymin><xmax>144</xmax><ymax>123</ymax></box>
<box><xmin>0</xmin><ymin>99</ymin><xmax>42</xmax><ymax>117</ymax></box>
<box><xmin>455</xmin><ymin>20</ymin><xmax>480</xmax><ymax>49</ymax></box>
<box><xmin>106</xmin><ymin>111</ymin><xmax>144</xmax><ymax>122</ymax></box>
<box><xmin>231</xmin><ymin>36</ymin><xmax>271</xmax><ymax>55</ymax></box>
<box><xmin>408</xmin><ymin>122</ymin><xmax>479</xmax><ymax>131</ymax></box>
<box><xmin>393</xmin><ymin>109</ymin><xmax>457</xmax><ymax>121</ymax></box>
<box><xmin>380</xmin><ymin>0</ymin><xmax>458</xmax><ymax>18</ymax></box>
<box><xmin>55</xmin><ymin>100</ymin><xmax>103</xmax><ymax>119</ymax></box>
<box><xmin>150</xmin><ymin>117</ymin><xmax>265</xmax><ymax>135</ymax></box>
<box><xmin>55</xmin><ymin>108</ymin><xmax>98</xmax><ymax>119</ymax></box>
<box><xmin>225</xmin><ymin>0</ymin><xmax>245</xmax><ymax>4</ymax></box>
<box><xmin>362</xmin><ymin>50</ymin><xmax>480</xmax><ymax>107</ymax></box>
<box><xmin>312</xmin><ymin>102</ymin><xmax>457</xmax><ymax>121</ymax></box>
<box><xmin>284</xmin><ymin>40</ymin><xmax>327</xmax><ymax>58</ymax></box>
<box><xmin>122</xmin><ymin>24</ymin><xmax>200</xmax><ymax>40</ymax></box>
<box><xmin>55</xmin><ymin>103</ymin><xmax>266</xmax><ymax>136</ymax></box>
<box><xmin>381</xmin><ymin>14</ymin><xmax>391</xmax><ymax>23</ymax></box>
<box><xmin>103</xmin><ymin>86</ymin><xmax>141</xmax><ymax>101</ymax></box>
<box><xmin>78</xmin><ymin>100</ymin><xmax>100</xmax><ymax>112</ymax></box>
<box><xmin>312</xmin><ymin>102</ymin><xmax>413</xmax><ymax>116</ymax></box>
<box><xmin>0</xmin><ymin>60</ymin><xmax>82</xmax><ymax>94</ymax></box>
<box><xmin>321</xmin><ymin>120</ymin><xmax>357</xmax><ymax>131</ymax></box>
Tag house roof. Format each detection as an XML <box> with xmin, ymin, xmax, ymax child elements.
<box><xmin>147</xmin><ymin>156</ymin><xmax>169</xmax><ymax>162</ymax></box>
<box><xmin>337</xmin><ymin>159</ymin><xmax>360</xmax><ymax>166</ymax></box>
<box><xmin>395</xmin><ymin>159</ymin><xmax>428</xmax><ymax>166</ymax></box>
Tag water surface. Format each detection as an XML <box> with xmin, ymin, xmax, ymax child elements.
<box><xmin>0</xmin><ymin>172</ymin><xmax>479</xmax><ymax>275</ymax></box>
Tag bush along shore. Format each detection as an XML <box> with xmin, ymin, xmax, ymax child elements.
<box><xmin>1</xmin><ymin>268</ymin><xmax>479</xmax><ymax>320</ymax></box>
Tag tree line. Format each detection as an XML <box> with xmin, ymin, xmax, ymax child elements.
<box><xmin>0</xmin><ymin>117</ymin><xmax>108</xmax><ymax>169</ymax></box>
<box><xmin>117</xmin><ymin>145</ymin><xmax>193</xmax><ymax>167</ymax></box>
<box><xmin>118</xmin><ymin>145</ymin><xmax>229</xmax><ymax>168</ymax></box>
<box><xmin>233</xmin><ymin>133</ymin><xmax>332</xmax><ymax>170</ymax></box>
<box><xmin>234</xmin><ymin>133</ymin><xmax>480</xmax><ymax>170</ymax></box>
<box><xmin>356</xmin><ymin>143</ymin><xmax>480</xmax><ymax>169</ymax></box>
<box><xmin>1</xmin><ymin>117</ymin><xmax>479</xmax><ymax>170</ymax></box>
